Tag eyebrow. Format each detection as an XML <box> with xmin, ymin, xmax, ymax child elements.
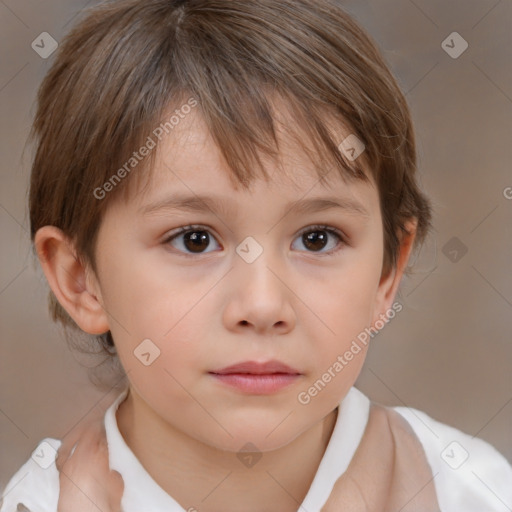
<box><xmin>140</xmin><ymin>193</ymin><xmax>370</xmax><ymax>219</ymax></box>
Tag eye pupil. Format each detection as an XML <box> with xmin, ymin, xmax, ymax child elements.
<box><xmin>184</xmin><ymin>231</ymin><xmax>210</xmax><ymax>252</ymax></box>
<box><xmin>172</xmin><ymin>227</ymin><xmax>339</xmax><ymax>256</ymax></box>
<box><xmin>303</xmin><ymin>231</ymin><xmax>328</xmax><ymax>251</ymax></box>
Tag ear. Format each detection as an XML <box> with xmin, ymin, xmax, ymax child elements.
<box><xmin>372</xmin><ymin>218</ymin><xmax>417</xmax><ymax>326</ymax></box>
<box><xmin>34</xmin><ymin>226</ymin><xmax>110</xmax><ymax>335</ymax></box>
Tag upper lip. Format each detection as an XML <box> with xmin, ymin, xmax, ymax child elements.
<box><xmin>210</xmin><ymin>360</ymin><xmax>301</xmax><ymax>375</ymax></box>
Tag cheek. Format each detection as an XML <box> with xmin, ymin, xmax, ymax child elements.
<box><xmin>296</xmin><ymin>282</ymin><xmax>375</xmax><ymax>415</ymax></box>
<box><xmin>96</xmin><ymin>256</ymin><xmax>213</xmax><ymax>393</ymax></box>
<box><xmin>99</xmin><ymin>249</ymin><xmax>212</xmax><ymax>338</ymax></box>
<box><xmin>300</xmin><ymin>252</ymin><xmax>382</xmax><ymax>402</ymax></box>
<box><xmin>311</xmin><ymin>258</ymin><xmax>382</xmax><ymax>344</ymax></box>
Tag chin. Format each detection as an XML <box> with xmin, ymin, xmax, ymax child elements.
<box><xmin>199</xmin><ymin>425</ymin><xmax>301</xmax><ymax>454</ymax></box>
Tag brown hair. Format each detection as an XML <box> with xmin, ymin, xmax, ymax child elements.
<box><xmin>28</xmin><ymin>0</ymin><xmax>433</xmax><ymax>386</ymax></box>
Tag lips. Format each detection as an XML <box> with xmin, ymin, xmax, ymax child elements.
<box><xmin>209</xmin><ymin>360</ymin><xmax>302</xmax><ymax>394</ymax></box>
<box><xmin>210</xmin><ymin>360</ymin><xmax>301</xmax><ymax>375</ymax></box>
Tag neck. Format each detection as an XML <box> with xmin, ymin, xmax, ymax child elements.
<box><xmin>116</xmin><ymin>388</ymin><xmax>338</xmax><ymax>512</ymax></box>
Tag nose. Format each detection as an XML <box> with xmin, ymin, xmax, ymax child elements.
<box><xmin>222</xmin><ymin>249</ymin><xmax>296</xmax><ymax>336</ymax></box>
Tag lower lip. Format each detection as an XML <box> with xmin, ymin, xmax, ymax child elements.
<box><xmin>210</xmin><ymin>373</ymin><xmax>301</xmax><ymax>394</ymax></box>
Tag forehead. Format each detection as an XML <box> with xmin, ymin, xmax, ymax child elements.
<box><xmin>122</xmin><ymin>101</ymin><xmax>379</xmax><ymax>220</ymax></box>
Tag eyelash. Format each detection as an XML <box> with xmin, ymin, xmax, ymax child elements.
<box><xmin>162</xmin><ymin>224</ymin><xmax>347</xmax><ymax>258</ymax></box>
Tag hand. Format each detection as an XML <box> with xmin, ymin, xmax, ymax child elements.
<box><xmin>56</xmin><ymin>403</ymin><xmax>124</xmax><ymax>512</ymax></box>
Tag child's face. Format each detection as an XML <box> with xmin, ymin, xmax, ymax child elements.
<box><xmin>90</xmin><ymin>105</ymin><xmax>393</xmax><ymax>452</ymax></box>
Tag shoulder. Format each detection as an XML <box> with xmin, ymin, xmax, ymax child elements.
<box><xmin>0</xmin><ymin>438</ymin><xmax>61</xmax><ymax>512</ymax></box>
<box><xmin>393</xmin><ymin>405</ymin><xmax>512</xmax><ymax>512</ymax></box>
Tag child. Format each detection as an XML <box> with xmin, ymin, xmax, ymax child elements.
<box><xmin>1</xmin><ymin>0</ymin><xmax>511</xmax><ymax>510</ymax></box>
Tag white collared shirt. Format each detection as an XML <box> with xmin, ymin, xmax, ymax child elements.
<box><xmin>2</xmin><ymin>387</ymin><xmax>511</xmax><ymax>511</ymax></box>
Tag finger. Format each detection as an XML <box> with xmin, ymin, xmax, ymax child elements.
<box><xmin>56</xmin><ymin>436</ymin><xmax>79</xmax><ymax>472</ymax></box>
<box><xmin>58</xmin><ymin>450</ymin><xmax>124</xmax><ymax>512</ymax></box>
<box><xmin>62</xmin><ymin>428</ymin><xmax>109</xmax><ymax>473</ymax></box>
<box><xmin>56</xmin><ymin>400</ymin><xmax>123</xmax><ymax>512</ymax></box>
<box><xmin>56</xmin><ymin>396</ymin><xmax>115</xmax><ymax>471</ymax></box>
<box><xmin>58</xmin><ymin>471</ymin><xmax>100</xmax><ymax>512</ymax></box>
<box><xmin>58</xmin><ymin>433</ymin><xmax>109</xmax><ymax>490</ymax></box>
<box><xmin>108</xmin><ymin>470</ymin><xmax>124</xmax><ymax>511</ymax></box>
<box><xmin>56</xmin><ymin>422</ymin><xmax>99</xmax><ymax>470</ymax></box>
<box><xmin>56</xmin><ymin>441</ymin><xmax>81</xmax><ymax>473</ymax></box>
<box><xmin>57</xmin><ymin>421</ymin><xmax>105</xmax><ymax>472</ymax></box>
<box><xmin>111</xmin><ymin>470</ymin><xmax>124</xmax><ymax>490</ymax></box>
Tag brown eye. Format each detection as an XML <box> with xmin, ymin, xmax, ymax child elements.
<box><xmin>183</xmin><ymin>230</ymin><xmax>211</xmax><ymax>253</ymax></box>
<box><xmin>165</xmin><ymin>225</ymin><xmax>221</xmax><ymax>255</ymax></box>
<box><xmin>292</xmin><ymin>226</ymin><xmax>345</xmax><ymax>255</ymax></box>
<box><xmin>303</xmin><ymin>231</ymin><xmax>328</xmax><ymax>251</ymax></box>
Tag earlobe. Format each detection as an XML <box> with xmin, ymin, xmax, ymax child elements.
<box><xmin>34</xmin><ymin>226</ymin><xmax>110</xmax><ymax>335</ymax></box>
<box><xmin>372</xmin><ymin>219</ymin><xmax>418</xmax><ymax>326</ymax></box>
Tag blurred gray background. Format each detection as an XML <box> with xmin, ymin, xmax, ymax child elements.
<box><xmin>1</xmin><ymin>0</ymin><xmax>511</xmax><ymax>494</ymax></box>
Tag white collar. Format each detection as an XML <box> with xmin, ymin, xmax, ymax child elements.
<box><xmin>105</xmin><ymin>387</ymin><xmax>183</xmax><ymax>510</ymax></box>
<box><xmin>300</xmin><ymin>387</ymin><xmax>370</xmax><ymax>509</ymax></box>
<box><xmin>105</xmin><ymin>386</ymin><xmax>370</xmax><ymax>511</ymax></box>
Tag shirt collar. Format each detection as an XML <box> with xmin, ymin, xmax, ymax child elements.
<box><xmin>300</xmin><ymin>387</ymin><xmax>370</xmax><ymax>509</ymax></box>
<box><xmin>105</xmin><ymin>386</ymin><xmax>370</xmax><ymax>511</ymax></box>
<box><xmin>105</xmin><ymin>387</ymin><xmax>184</xmax><ymax>511</ymax></box>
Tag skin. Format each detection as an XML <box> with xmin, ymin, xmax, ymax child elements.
<box><xmin>56</xmin><ymin>419</ymin><xmax>123</xmax><ymax>512</ymax></box>
<box><xmin>36</xmin><ymin>104</ymin><xmax>416</xmax><ymax>511</ymax></box>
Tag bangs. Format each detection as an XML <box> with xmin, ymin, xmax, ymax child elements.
<box><xmin>120</xmin><ymin>86</ymin><xmax>372</xmax><ymax>205</ymax></box>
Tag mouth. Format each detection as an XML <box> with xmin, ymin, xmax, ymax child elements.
<box><xmin>208</xmin><ymin>360</ymin><xmax>302</xmax><ymax>394</ymax></box>
<box><xmin>210</xmin><ymin>359</ymin><xmax>301</xmax><ymax>375</ymax></box>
